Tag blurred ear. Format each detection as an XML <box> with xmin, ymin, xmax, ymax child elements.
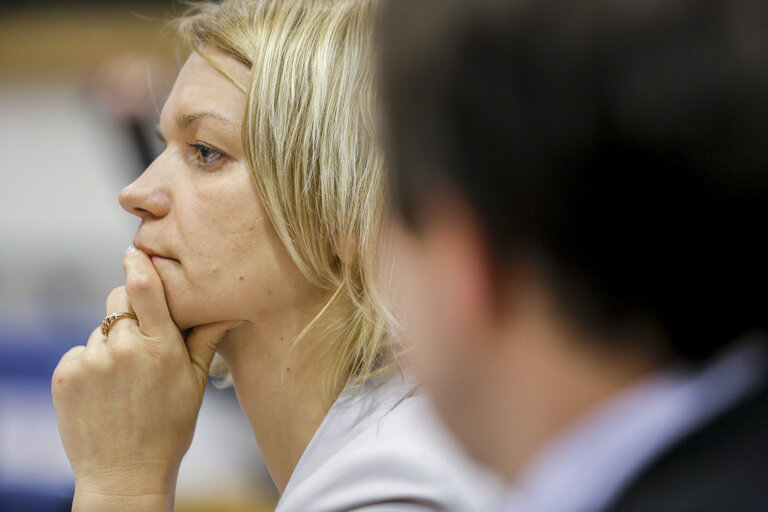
<box><xmin>417</xmin><ymin>192</ymin><xmax>499</xmax><ymax>344</ymax></box>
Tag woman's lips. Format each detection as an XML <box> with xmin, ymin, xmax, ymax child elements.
<box><xmin>134</xmin><ymin>244</ymin><xmax>180</xmax><ymax>264</ymax></box>
<box><xmin>150</xmin><ymin>255</ymin><xmax>179</xmax><ymax>265</ymax></box>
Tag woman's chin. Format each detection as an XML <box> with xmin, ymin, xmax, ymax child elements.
<box><xmin>163</xmin><ymin>287</ymin><xmax>218</xmax><ymax>330</ymax></box>
<box><xmin>167</xmin><ymin>302</ymin><xmax>213</xmax><ymax>332</ymax></box>
<box><xmin>163</xmin><ymin>287</ymin><xmax>244</xmax><ymax>331</ymax></box>
<box><xmin>168</xmin><ymin>305</ymin><xmax>236</xmax><ymax>332</ymax></box>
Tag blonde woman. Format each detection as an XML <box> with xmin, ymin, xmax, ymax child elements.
<box><xmin>52</xmin><ymin>1</ymin><xmax>500</xmax><ymax>511</ymax></box>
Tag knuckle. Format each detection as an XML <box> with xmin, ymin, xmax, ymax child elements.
<box><xmin>107</xmin><ymin>286</ymin><xmax>126</xmax><ymax>305</ymax></box>
<box><xmin>62</xmin><ymin>344</ymin><xmax>85</xmax><ymax>361</ymax></box>
<box><xmin>80</xmin><ymin>349</ymin><xmax>112</xmax><ymax>374</ymax></box>
<box><xmin>88</xmin><ymin>327</ymin><xmax>103</xmax><ymax>344</ymax></box>
<box><xmin>125</xmin><ymin>272</ymin><xmax>154</xmax><ymax>294</ymax></box>
<box><xmin>51</xmin><ymin>371</ymin><xmax>70</xmax><ymax>399</ymax></box>
<box><xmin>52</xmin><ymin>346</ymin><xmax>85</xmax><ymax>394</ymax></box>
<box><xmin>108</xmin><ymin>336</ymin><xmax>135</xmax><ymax>360</ymax></box>
<box><xmin>51</xmin><ymin>363</ymin><xmax>69</xmax><ymax>389</ymax></box>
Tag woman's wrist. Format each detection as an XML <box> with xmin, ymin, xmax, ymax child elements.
<box><xmin>73</xmin><ymin>468</ymin><xmax>177</xmax><ymax>512</ymax></box>
<box><xmin>73</xmin><ymin>487</ymin><xmax>173</xmax><ymax>512</ymax></box>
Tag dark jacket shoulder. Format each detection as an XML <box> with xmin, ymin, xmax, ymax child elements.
<box><xmin>605</xmin><ymin>383</ymin><xmax>768</xmax><ymax>512</ymax></box>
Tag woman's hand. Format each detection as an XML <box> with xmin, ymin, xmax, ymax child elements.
<box><xmin>52</xmin><ymin>247</ymin><xmax>237</xmax><ymax>511</ymax></box>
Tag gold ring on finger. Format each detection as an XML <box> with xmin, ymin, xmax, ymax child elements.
<box><xmin>100</xmin><ymin>312</ymin><xmax>138</xmax><ymax>337</ymax></box>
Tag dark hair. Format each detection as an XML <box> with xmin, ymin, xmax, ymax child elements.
<box><xmin>379</xmin><ymin>0</ymin><xmax>768</xmax><ymax>362</ymax></box>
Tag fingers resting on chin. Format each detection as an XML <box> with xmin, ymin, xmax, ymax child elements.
<box><xmin>123</xmin><ymin>246</ymin><xmax>176</xmax><ymax>339</ymax></box>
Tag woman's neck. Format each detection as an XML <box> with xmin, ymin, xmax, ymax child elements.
<box><xmin>216</xmin><ymin>309</ymin><xmax>346</xmax><ymax>493</ymax></box>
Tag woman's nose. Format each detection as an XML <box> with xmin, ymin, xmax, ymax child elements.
<box><xmin>118</xmin><ymin>162</ymin><xmax>171</xmax><ymax>219</ymax></box>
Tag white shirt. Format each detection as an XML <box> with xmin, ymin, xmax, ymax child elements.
<box><xmin>504</xmin><ymin>337</ymin><xmax>768</xmax><ymax>512</ymax></box>
<box><xmin>276</xmin><ymin>370</ymin><xmax>504</xmax><ymax>512</ymax></box>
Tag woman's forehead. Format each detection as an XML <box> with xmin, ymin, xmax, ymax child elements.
<box><xmin>160</xmin><ymin>49</ymin><xmax>249</xmax><ymax>128</ymax></box>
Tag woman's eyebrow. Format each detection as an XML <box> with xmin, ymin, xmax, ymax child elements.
<box><xmin>175</xmin><ymin>111</ymin><xmax>235</xmax><ymax>130</ymax></box>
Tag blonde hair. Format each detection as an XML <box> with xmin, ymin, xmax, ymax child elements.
<box><xmin>175</xmin><ymin>0</ymin><xmax>394</xmax><ymax>391</ymax></box>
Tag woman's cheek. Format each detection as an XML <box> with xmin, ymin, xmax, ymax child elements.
<box><xmin>153</xmin><ymin>266</ymin><xmax>207</xmax><ymax>329</ymax></box>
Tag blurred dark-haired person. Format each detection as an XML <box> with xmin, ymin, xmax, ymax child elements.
<box><xmin>379</xmin><ymin>0</ymin><xmax>768</xmax><ymax>511</ymax></box>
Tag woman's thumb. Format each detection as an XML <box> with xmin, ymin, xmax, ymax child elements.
<box><xmin>186</xmin><ymin>321</ymin><xmax>243</xmax><ymax>384</ymax></box>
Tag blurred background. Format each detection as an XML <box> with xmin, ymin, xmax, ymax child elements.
<box><xmin>0</xmin><ymin>1</ymin><xmax>278</xmax><ymax>510</ymax></box>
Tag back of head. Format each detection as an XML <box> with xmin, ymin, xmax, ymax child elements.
<box><xmin>177</xmin><ymin>0</ymin><xmax>391</xmax><ymax>389</ymax></box>
<box><xmin>381</xmin><ymin>0</ymin><xmax>768</xmax><ymax>362</ymax></box>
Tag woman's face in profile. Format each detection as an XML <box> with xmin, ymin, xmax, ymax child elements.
<box><xmin>119</xmin><ymin>48</ymin><xmax>320</xmax><ymax>329</ymax></box>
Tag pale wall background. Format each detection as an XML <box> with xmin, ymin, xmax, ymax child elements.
<box><xmin>0</xmin><ymin>4</ymin><xmax>277</xmax><ymax>511</ymax></box>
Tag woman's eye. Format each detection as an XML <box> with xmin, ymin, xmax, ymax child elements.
<box><xmin>188</xmin><ymin>142</ymin><xmax>225</xmax><ymax>168</ymax></box>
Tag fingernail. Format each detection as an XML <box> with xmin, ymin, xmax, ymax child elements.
<box><xmin>126</xmin><ymin>245</ymin><xmax>137</xmax><ymax>255</ymax></box>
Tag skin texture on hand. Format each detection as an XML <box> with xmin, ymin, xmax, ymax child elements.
<box><xmin>52</xmin><ymin>247</ymin><xmax>237</xmax><ymax>512</ymax></box>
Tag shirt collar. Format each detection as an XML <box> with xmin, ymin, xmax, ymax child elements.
<box><xmin>507</xmin><ymin>336</ymin><xmax>768</xmax><ymax>512</ymax></box>
<box><xmin>280</xmin><ymin>370</ymin><xmax>418</xmax><ymax>500</ymax></box>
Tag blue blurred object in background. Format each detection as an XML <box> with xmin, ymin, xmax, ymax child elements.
<box><xmin>0</xmin><ymin>331</ymin><xmax>84</xmax><ymax>511</ymax></box>
<box><xmin>0</xmin><ymin>486</ymin><xmax>72</xmax><ymax>512</ymax></box>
